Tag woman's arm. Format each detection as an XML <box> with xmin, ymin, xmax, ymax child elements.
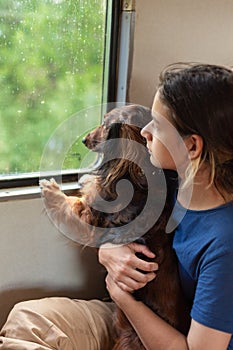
<box><xmin>106</xmin><ymin>274</ymin><xmax>188</xmax><ymax>350</ymax></box>
<box><xmin>105</xmin><ymin>274</ymin><xmax>231</xmax><ymax>350</ymax></box>
<box><xmin>99</xmin><ymin>244</ymin><xmax>232</xmax><ymax>350</ymax></box>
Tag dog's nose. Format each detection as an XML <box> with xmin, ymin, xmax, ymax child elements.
<box><xmin>82</xmin><ymin>137</ymin><xmax>87</xmax><ymax>145</ymax></box>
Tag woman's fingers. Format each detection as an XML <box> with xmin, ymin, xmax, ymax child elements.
<box><xmin>129</xmin><ymin>242</ymin><xmax>156</xmax><ymax>259</ymax></box>
<box><xmin>120</xmin><ymin>254</ymin><xmax>158</xmax><ymax>274</ymax></box>
<box><xmin>113</xmin><ymin>254</ymin><xmax>157</xmax><ymax>291</ymax></box>
<box><xmin>115</xmin><ymin>271</ymin><xmax>157</xmax><ymax>293</ymax></box>
<box><xmin>99</xmin><ymin>242</ymin><xmax>158</xmax><ymax>291</ymax></box>
<box><xmin>126</xmin><ymin>243</ymin><xmax>158</xmax><ymax>272</ymax></box>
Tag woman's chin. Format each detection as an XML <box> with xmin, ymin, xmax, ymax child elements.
<box><xmin>150</xmin><ymin>156</ymin><xmax>160</xmax><ymax>168</ymax></box>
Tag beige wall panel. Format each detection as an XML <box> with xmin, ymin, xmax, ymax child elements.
<box><xmin>0</xmin><ymin>198</ymin><xmax>107</xmax><ymax>328</ymax></box>
<box><xmin>129</xmin><ymin>0</ymin><xmax>233</xmax><ymax>107</ymax></box>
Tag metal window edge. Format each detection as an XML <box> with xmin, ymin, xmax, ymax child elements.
<box><xmin>116</xmin><ymin>0</ymin><xmax>135</xmax><ymax>102</ymax></box>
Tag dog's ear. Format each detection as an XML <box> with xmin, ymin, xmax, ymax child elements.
<box><xmin>107</xmin><ymin>122</ymin><xmax>122</xmax><ymax>140</ymax></box>
<box><xmin>120</xmin><ymin>124</ymin><xmax>146</xmax><ymax>145</ymax></box>
<box><xmin>107</xmin><ymin>122</ymin><xmax>139</xmax><ymax>143</ymax></box>
<box><xmin>102</xmin><ymin>123</ymin><xmax>149</xmax><ymax>190</ymax></box>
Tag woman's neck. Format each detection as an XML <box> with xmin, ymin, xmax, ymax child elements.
<box><xmin>178</xmin><ymin>166</ymin><xmax>233</xmax><ymax>210</ymax></box>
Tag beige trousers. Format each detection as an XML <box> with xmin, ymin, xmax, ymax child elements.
<box><xmin>0</xmin><ymin>297</ymin><xmax>116</xmax><ymax>350</ymax></box>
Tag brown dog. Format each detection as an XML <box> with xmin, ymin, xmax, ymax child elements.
<box><xmin>40</xmin><ymin>104</ymin><xmax>190</xmax><ymax>349</ymax></box>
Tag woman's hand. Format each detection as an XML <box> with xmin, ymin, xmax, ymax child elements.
<box><xmin>98</xmin><ymin>242</ymin><xmax>158</xmax><ymax>293</ymax></box>
<box><xmin>105</xmin><ymin>273</ymin><xmax>134</xmax><ymax>307</ymax></box>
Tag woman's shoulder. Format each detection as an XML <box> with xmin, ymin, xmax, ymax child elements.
<box><xmin>174</xmin><ymin>201</ymin><xmax>233</xmax><ymax>259</ymax></box>
<box><xmin>197</xmin><ymin>202</ymin><xmax>233</xmax><ymax>259</ymax></box>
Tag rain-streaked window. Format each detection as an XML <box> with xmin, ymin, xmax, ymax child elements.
<box><xmin>0</xmin><ymin>0</ymin><xmax>109</xmax><ymax>176</ymax></box>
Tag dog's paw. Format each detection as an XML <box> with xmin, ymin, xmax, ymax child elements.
<box><xmin>39</xmin><ymin>178</ymin><xmax>63</xmax><ymax>199</ymax></box>
<box><xmin>40</xmin><ymin>178</ymin><xmax>60</xmax><ymax>190</ymax></box>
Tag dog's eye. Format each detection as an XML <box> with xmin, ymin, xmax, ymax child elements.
<box><xmin>102</xmin><ymin>122</ymin><xmax>109</xmax><ymax>131</ymax></box>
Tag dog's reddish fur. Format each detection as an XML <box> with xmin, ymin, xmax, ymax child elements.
<box><xmin>40</xmin><ymin>104</ymin><xmax>190</xmax><ymax>349</ymax></box>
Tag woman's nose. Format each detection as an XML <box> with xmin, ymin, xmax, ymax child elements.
<box><xmin>141</xmin><ymin>125</ymin><xmax>152</xmax><ymax>141</ymax></box>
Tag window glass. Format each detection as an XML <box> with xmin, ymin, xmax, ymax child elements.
<box><xmin>0</xmin><ymin>0</ymin><xmax>108</xmax><ymax>176</ymax></box>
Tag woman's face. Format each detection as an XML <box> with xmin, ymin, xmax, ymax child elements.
<box><xmin>141</xmin><ymin>92</ymin><xmax>190</xmax><ymax>173</ymax></box>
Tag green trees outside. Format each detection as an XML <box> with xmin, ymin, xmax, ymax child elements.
<box><xmin>0</xmin><ymin>0</ymin><xmax>107</xmax><ymax>175</ymax></box>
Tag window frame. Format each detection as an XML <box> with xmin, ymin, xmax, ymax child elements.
<box><xmin>0</xmin><ymin>0</ymin><xmax>121</xmax><ymax>199</ymax></box>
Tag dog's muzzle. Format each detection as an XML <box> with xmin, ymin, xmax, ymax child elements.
<box><xmin>82</xmin><ymin>137</ymin><xmax>87</xmax><ymax>145</ymax></box>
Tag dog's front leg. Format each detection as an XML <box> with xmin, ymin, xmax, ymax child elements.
<box><xmin>40</xmin><ymin>178</ymin><xmax>94</xmax><ymax>245</ymax></box>
<box><xmin>40</xmin><ymin>178</ymin><xmax>69</xmax><ymax>212</ymax></box>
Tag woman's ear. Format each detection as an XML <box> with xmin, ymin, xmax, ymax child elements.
<box><xmin>184</xmin><ymin>134</ymin><xmax>203</xmax><ymax>160</ymax></box>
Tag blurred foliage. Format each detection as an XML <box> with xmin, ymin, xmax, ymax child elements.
<box><xmin>0</xmin><ymin>0</ymin><xmax>107</xmax><ymax>175</ymax></box>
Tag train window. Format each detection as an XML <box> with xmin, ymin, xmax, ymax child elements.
<box><xmin>0</xmin><ymin>0</ymin><xmax>119</xmax><ymax>191</ymax></box>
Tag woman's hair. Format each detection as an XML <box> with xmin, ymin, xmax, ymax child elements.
<box><xmin>158</xmin><ymin>62</ymin><xmax>233</xmax><ymax>194</ymax></box>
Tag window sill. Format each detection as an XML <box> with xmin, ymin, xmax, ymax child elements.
<box><xmin>0</xmin><ymin>182</ymin><xmax>80</xmax><ymax>202</ymax></box>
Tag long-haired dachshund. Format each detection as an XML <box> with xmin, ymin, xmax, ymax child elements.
<box><xmin>40</xmin><ymin>104</ymin><xmax>190</xmax><ymax>349</ymax></box>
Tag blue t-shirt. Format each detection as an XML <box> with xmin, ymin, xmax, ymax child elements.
<box><xmin>173</xmin><ymin>201</ymin><xmax>233</xmax><ymax>349</ymax></box>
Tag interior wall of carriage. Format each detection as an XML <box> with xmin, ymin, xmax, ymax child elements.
<box><xmin>0</xmin><ymin>198</ymin><xmax>107</xmax><ymax>328</ymax></box>
<box><xmin>129</xmin><ymin>0</ymin><xmax>233</xmax><ymax>107</ymax></box>
<box><xmin>1</xmin><ymin>0</ymin><xmax>233</xmax><ymax>328</ymax></box>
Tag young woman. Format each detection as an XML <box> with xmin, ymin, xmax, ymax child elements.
<box><xmin>100</xmin><ymin>63</ymin><xmax>233</xmax><ymax>349</ymax></box>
